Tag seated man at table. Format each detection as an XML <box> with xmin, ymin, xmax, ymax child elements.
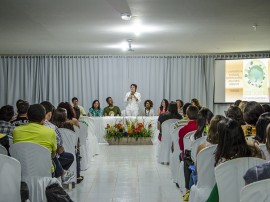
<box><xmin>103</xmin><ymin>97</ymin><xmax>121</xmax><ymax>116</ymax></box>
<box><xmin>72</xmin><ymin>97</ymin><xmax>86</xmax><ymax>118</ymax></box>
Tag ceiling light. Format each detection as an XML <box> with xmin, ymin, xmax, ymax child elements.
<box><xmin>121</xmin><ymin>13</ymin><xmax>132</xmax><ymax>21</ymax></box>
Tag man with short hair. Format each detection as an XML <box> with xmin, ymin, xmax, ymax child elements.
<box><xmin>72</xmin><ymin>97</ymin><xmax>86</xmax><ymax>117</ymax></box>
<box><xmin>103</xmin><ymin>97</ymin><xmax>121</xmax><ymax>116</ymax></box>
<box><xmin>11</xmin><ymin>101</ymin><xmax>29</xmax><ymax>126</ymax></box>
<box><xmin>0</xmin><ymin>105</ymin><xmax>15</xmax><ymax>144</ymax></box>
<box><xmin>13</xmin><ymin>104</ymin><xmax>58</xmax><ymax>176</ymax></box>
<box><xmin>40</xmin><ymin>101</ymin><xmax>75</xmax><ymax>183</ymax></box>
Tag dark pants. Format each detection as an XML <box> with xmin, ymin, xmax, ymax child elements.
<box><xmin>53</xmin><ymin>151</ymin><xmax>74</xmax><ymax>178</ymax></box>
<box><xmin>184</xmin><ymin>158</ymin><xmax>194</xmax><ymax>190</ymax></box>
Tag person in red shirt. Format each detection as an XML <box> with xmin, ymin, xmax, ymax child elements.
<box><xmin>178</xmin><ymin>105</ymin><xmax>199</xmax><ymax>201</ymax></box>
<box><xmin>178</xmin><ymin>105</ymin><xmax>199</xmax><ymax>158</ymax></box>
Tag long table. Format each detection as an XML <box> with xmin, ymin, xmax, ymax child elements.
<box><xmin>79</xmin><ymin>116</ymin><xmax>159</xmax><ymax>143</ymax></box>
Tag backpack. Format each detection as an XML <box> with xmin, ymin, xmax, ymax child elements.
<box><xmin>46</xmin><ymin>183</ymin><xmax>73</xmax><ymax>202</ymax></box>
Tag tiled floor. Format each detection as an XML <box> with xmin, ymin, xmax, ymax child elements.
<box><xmin>68</xmin><ymin>145</ymin><xmax>183</xmax><ymax>202</ymax></box>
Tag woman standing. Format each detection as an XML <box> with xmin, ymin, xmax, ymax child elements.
<box><xmin>124</xmin><ymin>84</ymin><xmax>141</xmax><ymax>116</ymax></box>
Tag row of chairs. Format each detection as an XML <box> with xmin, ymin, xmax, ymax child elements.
<box><xmin>157</xmin><ymin>119</ymin><xmax>270</xmax><ymax>202</ymax></box>
<box><xmin>0</xmin><ymin>120</ymin><xmax>100</xmax><ymax>202</ymax></box>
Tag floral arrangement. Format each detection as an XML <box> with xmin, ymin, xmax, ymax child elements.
<box><xmin>105</xmin><ymin>118</ymin><xmax>153</xmax><ymax>141</ymax></box>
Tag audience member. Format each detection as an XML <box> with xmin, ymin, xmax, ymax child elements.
<box><xmin>158</xmin><ymin>102</ymin><xmax>182</xmax><ymax>140</ymax></box>
<box><xmin>178</xmin><ymin>105</ymin><xmax>199</xmax><ymax>201</ymax></box>
<box><xmin>254</xmin><ymin>112</ymin><xmax>270</xmax><ymax>143</ymax></box>
<box><xmin>11</xmin><ymin>101</ymin><xmax>29</xmax><ymax>126</ymax></box>
<box><xmin>58</xmin><ymin>102</ymin><xmax>80</xmax><ymax>127</ymax></box>
<box><xmin>72</xmin><ymin>97</ymin><xmax>86</xmax><ymax>118</ymax></box>
<box><xmin>196</xmin><ymin>115</ymin><xmax>225</xmax><ymax>155</ymax></box>
<box><xmin>13</xmin><ymin>104</ymin><xmax>57</xmax><ymax>173</ymax></box>
<box><xmin>182</xmin><ymin>103</ymin><xmax>192</xmax><ymax>120</ymax></box>
<box><xmin>89</xmin><ymin>100</ymin><xmax>103</xmax><ymax>117</ymax></box>
<box><xmin>0</xmin><ymin>105</ymin><xmax>15</xmax><ymax>143</ymax></box>
<box><xmin>239</xmin><ymin>101</ymin><xmax>248</xmax><ymax>113</ymax></box>
<box><xmin>191</xmin><ymin>98</ymin><xmax>202</xmax><ymax>110</ymax></box>
<box><xmin>52</xmin><ymin>108</ymin><xmax>84</xmax><ymax>184</ymax></box>
<box><xmin>244</xmin><ymin>162</ymin><xmax>270</xmax><ymax>185</ymax></box>
<box><xmin>103</xmin><ymin>97</ymin><xmax>121</xmax><ymax>116</ymax></box>
<box><xmin>226</xmin><ymin>105</ymin><xmax>245</xmax><ymax>125</ymax></box>
<box><xmin>242</xmin><ymin>101</ymin><xmax>264</xmax><ymax>136</ymax></box>
<box><xmin>262</xmin><ymin>104</ymin><xmax>270</xmax><ymax>113</ymax></box>
<box><xmin>144</xmin><ymin>100</ymin><xmax>155</xmax><ymax>116</ymax></box>
<box><xmin>41</xmin><ymin>101</ymin><xmax>75</xmax><ymax>183</ymax></box>
<box><xmin>234</xmin><ymin>99</ymin><xmax>242</xmax><ymax>107</ymax></box>
<box><xmin>194</xmin><ymin>107</ymin><xmax>213</xmax><ymax>140</ymax></box>
<box><xmin>157</xmin><ymin>99</ymin><xmax>169</xmax><ymax>115</ymax></box>
<box><xmin>176</xmin><ymin>99</ymin><xmax>184</xmax><ymax>116</ymax></box>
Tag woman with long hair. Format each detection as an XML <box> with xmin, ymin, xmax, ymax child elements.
<box><xmin>255</xmin><ymin>112</ymin><xmax>270</xmax><ymax>143</ymax></box>
<box><xmin>58</xmin><ymin>102</ymin><xmax>80</xmax><ymax>127</ymax></box>
<box><xmin>215</xmin><ymin>118</ymin><xmax>262</xmax><ymax>166</ymax></box>
<box><xmin>52</xmin><ymin>107</ymin><xmax>84</xmax><ymax>184</ymax></box>
<box><xmin>191</xmin><ymin>98</ymin><xmax>202</xmax><ymax>110</ymax></box>
<box><xmin>194</xmin><ymin>107</ymin><xmax>214</xmax><ymax>140</ymax></box>
<box><xmin>157</xmin><ymin>99</ymin><xmax>169</xmax><ymax>115</ymax></box>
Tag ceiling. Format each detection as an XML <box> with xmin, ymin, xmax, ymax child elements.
<box><xmin>1</xmin><ymin>0</ymin><xmax>270</xmax><ymax>55</ymax></box>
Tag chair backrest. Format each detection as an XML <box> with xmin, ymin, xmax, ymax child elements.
<box><xmin>10</xmin><ymin>142</ymin><xmax>51</xmax><ymax>177</ymax></box>
<box><xmin>58</xmin><ymin>128</ymin><xmax>78</xmax><ymax>155</ymax></box>
<box><xmin>215</xmin><ymin>157</ymin><xmax>266</xmax><ymax>202</ymax></box>
<box><xmin>183</xmin><ymin>130</ymin><xmax>196</xmax><ymax>151</ymax></box>
<box><xmin>75</xmin><ymin>123</ymin><xmax>88</xmax><ymax>145</ymax></box>
<box><xmin>0</xmin><ymin>154</ymin><xmax>21</xmax><ymax>202</ymax></box>
<box><xmin>196</xmin><ymin>145</ymin><xmax>217</xmax><ymax>188</ymax></box>
<box><xmin>240</xmin><ymin>179</ymin><xmax>270</xmax><ymax>202</ymax></box>
<box><xmin>258</xmin><ymin>144</ymin><xmax>270</xmax><ymax>161</ymax></box>
<box><xmin>191</xmin><ymin>136</ymin><xmax>207</xmax><ymax>162</ymax></box>
<box><xmin>161</xmin><ymin>119</ymin><xmax>179</xmax><ymax>142</ymax></box>
<box><xmin>170</xmin><ymin>120</ymin><xmax>188</xmax><ymax>135</ymax></box>
<box><xmin>0</xmin><ymin>144</ymin><xmax>8</xmax><ymax>155</ymax></box>
<box><xmin>171</xmin><ymin>125</ymin><xmax>184</xmax><ymax>155</ymax></box>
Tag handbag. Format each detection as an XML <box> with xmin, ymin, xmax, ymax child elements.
<box><xmin>46</xmin><ymin>183</ymin><xmax>73</xmax><ymax>202</ymax></box>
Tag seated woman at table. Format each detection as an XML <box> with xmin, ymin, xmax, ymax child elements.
<box><xmin>144</xmin><ymin>99</ymin><xmax>155</xmax><ymax>116</ymax></box>
<box><xmin>103</xmin><ymin>97</ymin><xmax>121</xmax><ymax>116</ymax></box>
<box><xmin>157</xmin><ymin>99</ymin><xmax>168</xmax><ymax>116</ymax></box>
<box><xmin>89</xmin><ymin>100</ymin><xmax>103</xmax><ymax>117</ymax></box>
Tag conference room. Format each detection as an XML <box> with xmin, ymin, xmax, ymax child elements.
<box><xmin>1</xmin><ymin>0</ymin><xmax>270</xmax><ymax>201</ymax></box>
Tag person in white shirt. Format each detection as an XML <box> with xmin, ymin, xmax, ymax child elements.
<box><xmin>124</xmin><ymin>84</ymin><xmax>141</xmax><ymax>116</ymax></box>
<box><xmin>144</xmin><ymin>100</ymin><xmax>155</xmax><ymax>116</ymax></box>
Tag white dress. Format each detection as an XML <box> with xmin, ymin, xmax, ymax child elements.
<box><xmin>124</xmin><ymin>92</ymin><xmax>141</xmax><ymax>116</ymax></box>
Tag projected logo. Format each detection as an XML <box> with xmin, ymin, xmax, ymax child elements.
<box><xmin>244</xmin><ymin>60</ymin><xmax>266</xmax><ymax>88</ymax></box>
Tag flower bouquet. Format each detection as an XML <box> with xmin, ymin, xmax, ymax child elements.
<box><xmin>105</xmin><ymin>118</ymin><xmax>153</xmax><ymax>145</ymax></box>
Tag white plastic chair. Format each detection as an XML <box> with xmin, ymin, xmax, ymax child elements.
<box><xmin>191</xmin><ymin>136</ymin><xmax>207</xmax><ymax>163</ymax></box>
<box><xmin>0</xmin><ymin>154</ymin><xmax>21</xmax><ymax>202</ymax></box>
<box><xmin>240</xmin><ymin>179</ymin><xmax>270</xmax><ymax>202</ymax></box>
<box><xmin>215</xmin><ymin>157</ymin><xmax>266</xmax><ymax>202</ymax></box>
<box><xmin>258</xmin><ymin>144</ymin><xmax>270</xmax><ymax>161</ymax></box>
<box><xmin>158</xmin><ymin>119</ymin><xmax>179</xmax><ymax>164</ymax></box>
<box><xmin>190</xmin><ymin>145</ymin><xmax>217</xmax><ymax>202</ymax></box>
<box><xmin>10</xmin><ymin>142</ymin><xmax>59</xmax><ymax>202</ymax></box>
<box><xmin>59</xmin><ymin>128</ymin><xmax>78</xmax><ymax>183</ymax></box>
<box><xmin>0</xmin><ymin>144</ymin><xmax>8</xmax><ymax>155</ymax></box>
<box><xmin>170</xmin><ymin>124</ymin><xmax>184</xmax><ymax>183</ymax></box>
<box><xmin>183</xmin><ymin>130</ymin><xmax>196</xmax><ymax>152</ymax></box>
<box><xmin>74</xmin><ymin>123</ymin><xmax>90</xmax><ymax>170</ymax></box>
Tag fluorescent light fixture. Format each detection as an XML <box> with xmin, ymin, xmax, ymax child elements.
<box><xmin>121</xmin><ymin>13</ymin><xmax>132</xmax><ymax>21</ymax></box>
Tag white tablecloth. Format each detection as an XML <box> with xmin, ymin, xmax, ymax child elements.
<box><xmin>80</xmin><ymin>116</ymin><xmax>159</xmax><ymax>143</ymax></box>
